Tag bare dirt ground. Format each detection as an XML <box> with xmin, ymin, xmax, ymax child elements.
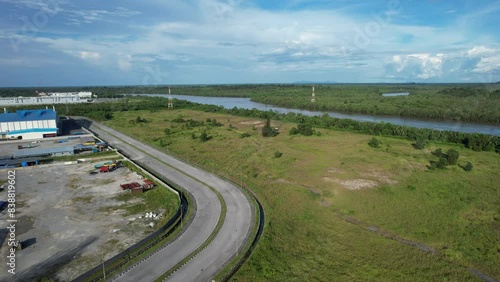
<box><xmin>0</xmin><ymin>161</ymin><xmax>163</xmax><ymax>281</ymax></box>
<box><xmin>322</xmin><ymin>167</ymin><xmax>398</xmax><ymax>191</ymax></box>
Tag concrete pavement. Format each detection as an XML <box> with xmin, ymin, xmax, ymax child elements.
<box><xmin>76</xmin><ymin>118</ymin><xmax>254</xmax><ymax>282</ymax></box>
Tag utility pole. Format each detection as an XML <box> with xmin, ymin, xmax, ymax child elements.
<box><xmin>168</xmin><ymin>86</ymin><xmax>173</xmax><ymax>109</ymax></box>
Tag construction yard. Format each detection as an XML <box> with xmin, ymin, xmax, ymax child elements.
<box><xmin>0</xmin><ymin>159</ymin><xmax>179</xmax><ymax>281</ymax></box>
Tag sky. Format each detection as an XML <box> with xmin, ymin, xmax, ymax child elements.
<box><xmin>1</xmin><ymin>0</ymin><xmax>499</xmax><ymax>87</ymax></box>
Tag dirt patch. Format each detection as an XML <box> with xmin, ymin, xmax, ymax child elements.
<box><xmin>272</xmin><ymin>178</ymin><xmax>321</xmax><ymax>195</ymax></box>
<box><xmin>406</xmin><ymin>162</ymin><xmax>427</xmax><ymax>171</ymax></box>
<box><xmin>305</xmin><ymin>186</ymin><xmax>321</xmax><ymax>196</ymax></box>
<box><xmin>361</xmin><ymin>171</ymin><xmax>398</xmax><ymax>185</ymax></box>
<box><xmin>327</xmin><ymin>168</ymin><xmax>345</xmax><ymax>174</ymax></box>
<box><xmin>273</xmin><ymin>178</ymin><xmax>293</xmax><ymax>184</ymax></box>
<box><xmin>240</xmin><ymin>120</ymin><xmax>263</xmax><ymax>125</ymax></box>
<box><xmin>0</xmin><ymin>161</ymin><xmax>166</xmax><ymax>281</ymax></box>
<box><xmin>323</xmin><ymin>177</ymin><xmax>378</xmax><ymax>191</ymax></box>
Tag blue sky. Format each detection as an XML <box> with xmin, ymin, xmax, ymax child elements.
<box><xmin>1</xmin><ymin>0</ymin><xmax>499</xmax><ymax>86</ymax></box>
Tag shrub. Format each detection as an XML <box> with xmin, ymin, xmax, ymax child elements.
<box><xmin>428</xmin><ymin>161</ymin><xmax>437</xmax><ymax>170</ymax></box>
<box><xmin>289</xmin><ymin>127</ymin><xmax>299</xmax><ymax>135</ymax></box>
<box><xmin>297</xmin><ymin>123</ymin><xmax>314</xmax><ymax>136</ymax></box>
<box><xmin>368</xmin><ymin>137</ymin><xmax>381</xmax><ymax>148</ymax></box>
<box><xmin>240</xmin><ymin>132</ymin><xmax>252</xmax><ymax>138</ymax></box>
<box><xmin>200</xmin><ymin>131</ymin><xmax>211</xmax><ymax>142</ymax></box>
<box><xmin>432</xmin><ymin>148</ymin><xmax>443</xmax><ymax>157</ymax></box>
<box><xmin>446</xmin><ymin>149</ymin><xmax>460</xmax><ymax>165</ymax></box>
<box><xmin>191</xmin><ymin>132</ymin><xmax>197</xmax><ymax>139</ymax></box>
<box><xmin>413</xmin><ymin>139</ymin><xmax>426</xmax><ymax>149</ymax></box>
<box><xmin>439</xmin><ymin>157</ymin><xmax>450</xmax><ymax>167</ymax></box>
<box><xmin>274</xmin><ymin>151</ymin><xmax>283</xmax><ymax>158</ymax></box>
<box><xmin>463</xmin><ymin>161</ymin><xmax>473</xmax><ymax>172</ymax></box>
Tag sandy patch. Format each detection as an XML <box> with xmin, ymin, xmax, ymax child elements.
<box><xmin>361</xmin><ymin>171</ymin><xmax>398</xmax><ymax>185</ymax></box>
<box><xmin>406</xmin><ymin>162</ymin><xmax>427</xmax><ymax>171</ymax></box>
<box><xmin>327</xmin><ymin>168</ymin><xmax>345</xmax><ymax>174</ymax></box>
<box><xmin>240</xmin><ymin>120</ymin><xmax>263</xmax><ymax>125</ymax></box>
<box><xmin>323</xmin><ymin>177</ymin><xmax>378</xmax><ymax>191</ymax></box>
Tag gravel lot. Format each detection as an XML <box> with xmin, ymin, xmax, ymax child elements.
<box><xmin>0</xmin><ymin>161</ymin><xmax>162</xmax><ymax>281</ymax></box>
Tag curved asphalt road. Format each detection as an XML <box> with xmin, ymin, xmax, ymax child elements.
<box><xmin>76</xmin><ymin>118</ymin><xmax>253</xmax><ymax>282</ymax></box>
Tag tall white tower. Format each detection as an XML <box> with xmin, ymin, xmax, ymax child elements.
<box><xmin>311</xmin><ymin>85</ymin><xmax>316</xmax><ymax>103</ymax></box>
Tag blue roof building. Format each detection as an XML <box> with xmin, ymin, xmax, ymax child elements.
<box><xmin>0</xmin><ymin>109</ymin><xmax>57</xmax><ymax>122</ymax></box>
<box><xmin>1</xmin><ymin>109</ymin><xmax>59</xmax><ymax>140</ymax></box>
<box><xmin>13</xmin><ymin>145</ymin><xmax>74</xmax><ymax>159</ymax></box>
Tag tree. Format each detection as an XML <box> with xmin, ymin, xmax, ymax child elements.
<box><xmin>432</xmin><ymin>148</ymin><xmax>443</xmax><ymax>157</ymax></box>
<box><xmin>297</xmin><ymin>123</ymin><xmax>314</xmax><ymax>136</ymax></box>
<box><xmin>289</xmin><ymin>127</ymin><xmax>299</xmax><ymax>135</ymax></box>
<box><xmin>439</xmin><ymin>157</ymin><xmax>449</xmax><ymax>167</ymax></box>
<box><xmin>413</xmin><ymin>138</ymin><xmax>426</xmax><ymax>150</ymax></box>
<box><xmin>104</xmin><ymin>112</ymin><xmax>113</xmax><ymax>120</ymax></box>
<box><xmin>446</xmin><ymin>149</ymin><xmax>459</xmax><ymax>165</ymax></box>
<box><xmin>262</xmin><ymin>117</ymin><xmax>279</xmax><ymax>137</ymax></box>
<box><xmin>368</xmin><ymin>137</ymin><xmax>381</xmax><ymax>148</ymax></box>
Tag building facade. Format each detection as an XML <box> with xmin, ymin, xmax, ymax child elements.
<box><xmin>0</xmin><ymin>109</ymin><xmax>59</xmax><ymax>140</ymax></box>
<box><xmin>0</xmin><ymin>92</ymin><xmax>93</xmax><ymax>106</ymax></box>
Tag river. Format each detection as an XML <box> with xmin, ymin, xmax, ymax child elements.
<box><xmin>127</xmin><ymin>94</ymin><xmax>500</xmax><ymax>136</ymax></box>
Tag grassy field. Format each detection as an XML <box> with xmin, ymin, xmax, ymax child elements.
<box><xmin>103</xmin><ymin>109</ymin><xmax>499</xmax><ymax>281</ymax></box>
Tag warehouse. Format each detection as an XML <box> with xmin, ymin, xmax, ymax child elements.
<box><xmin>13</xmin><ymin>146</ymin><xmax>74</xmax><ymax>159</ymax></box>
<box><xmin>0</xmin><ymin>109</ymin><xmax>59</xmax><ymax>140</ymax></box>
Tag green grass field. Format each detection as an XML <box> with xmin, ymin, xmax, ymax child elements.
<box><xmin>103</xmin><ymin>109</ymin><xmax>499</xmax><ymax>281</ymax></box>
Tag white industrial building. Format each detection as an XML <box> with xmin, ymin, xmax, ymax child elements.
<box><xmin>0</xmin><ymin>91</ymin><xmax>94</xmax><ymax>106</ymax></box>
<box><xmin>0</xmin><ymin>109</ymin><xmax>59</xmax><ymax>140</ymax></box>
<box><xmin>46</xmin><ymin>91</ymin><xmax>93</xmax><ymax>99</ymax></box>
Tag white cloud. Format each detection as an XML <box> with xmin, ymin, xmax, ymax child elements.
<box><xmin>387</xmin><ymin>53</ymin><xmax>444</xmax><ymax>79</ymax></box>
<box><xmin>2</xmin><ymin>0</ymin><xmax>500</xmax><ymax>84</ymax></box>
<box><xmin>472</xmin><ymin>55</ymin><xmax>500</xmax><ymax>73</ymax></box>
<box><xmin>80</xmin><ymin>51</ymin><xmax>100</xmax><ymax>60</ymax></box>
<box><xmin>467</xmin><ymin>46</ymin><xmax>497</xmax><ymax>57</ymax></box>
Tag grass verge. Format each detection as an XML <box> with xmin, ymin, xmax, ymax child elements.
<box><xmin>103</xmin><ymin>109</ymin><xmax>499</xmax><ymax>281</ymax></box>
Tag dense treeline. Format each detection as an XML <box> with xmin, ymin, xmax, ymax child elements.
<box><xmin>2</xmin><ymin>84</ymin><xmax>499</xmax><ymax>123</ymax></box>
<box><xmin>170</xmin><ymin>99</ymin><xmax>500</xmax><ymax>153</ymax></box>
<box><xmin>4</xmin><ymin>96</ymin><xmax>500</xmax><ymax>153</ymax></box>
<box><xmin>250</xmin><ymin>85</ymin><xmax>500</xmax><ymax>124</ymax></box>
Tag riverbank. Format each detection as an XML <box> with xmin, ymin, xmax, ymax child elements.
<box><xmin>127</xmin><ymin>94</ymin><xmax>500</xmax><ymax>136</ymax></box>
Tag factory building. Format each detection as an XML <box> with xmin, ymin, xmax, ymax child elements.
<box><xmin>0</xmin><ymin>91</ymin><xmax>94</xmax><ymax>106</ymax></box>
<box><xmin>0</xmin><ymin>109</ymin><xmax>59</xmax><ymax>140</ymax></box>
